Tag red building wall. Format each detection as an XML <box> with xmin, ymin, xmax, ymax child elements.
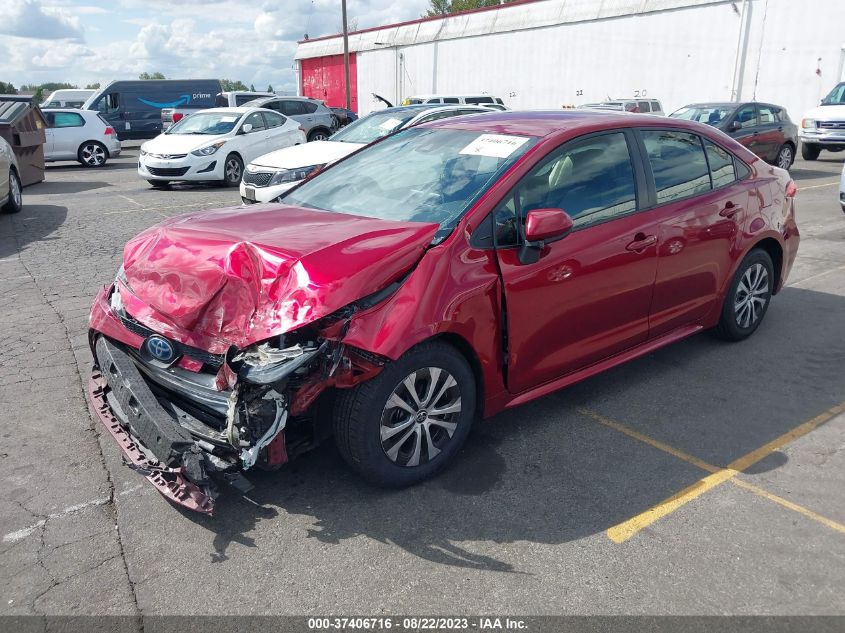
<box><xmin>300</xmin><ymin>54</ymin><xmax>358</xmax><ymax>112</ymax></box>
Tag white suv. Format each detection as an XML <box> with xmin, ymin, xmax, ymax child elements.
<box><xmin>799</xmin><ymin>82</ymin><xmax>845</xmax><ymax>160</ymax></box>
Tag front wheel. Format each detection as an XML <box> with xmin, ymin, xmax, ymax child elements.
<box><xmin>801</xmin><ymin>143</ymin><xmax>820</xmax><ymax>161</ymax></box>
<box><xmin>333</xmin><ymin>341</ymin><xmax>476</xmax><ymax>487</ymax></box>
<box><xmin>714</xmin><ymin>249</ymin><xmax>774</xmax><ymax>341</ymax></box>
<box><xmin>775</xmin><ymin>144</ymin><xmax>794</xmax><ymax>170</ymax></box>
<box><xmin>221</xmin><ymin>153</ymin><xmax>243</xmax><ymax>187</ymax></box>
<box><xmin>78</xmin><ymin>142</ymin><xmax>108</xmax><ymax>167</ymax></box>
<box><xmin>2</xmin><ymin>169</ymin><xmax>22</xmax><ymax>214</ymax></box>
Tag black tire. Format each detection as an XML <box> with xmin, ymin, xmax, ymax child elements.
<box><xmin>147</xmin><ymin>180</ymin><xmax>171</xmax><ymax>189</ymax></box>
<box><xmin>775</xmin><ymin>143</ymin><xmax>794</xmax><ymax>170</ymax></box>
<box><xmin>221</xmin><ymin>153</ymin><xmax>243</xmax><ymax>187</ymax></box>
<box><xmin>801</xmin><ymin>143</ymin><xmax>820</xmax><ymax>161</ymax></box>
<box><xmin>77</xmin><ymin>141</ymin><xmax>108</xmax><ymax>167</ymax></box>
<box><xmin>2</xmin><ymin>169</ymin><xmax>22</xmax><ymax>214</ymax></box>
<box><xmin>714</xmin><ymin>248</ymin><xmax>774</xmax><ymax>341</ymax></box>
<box><xmin>307</xmin><ymin>128</ymin><xmax>330</xmax><ymax>142</ymax></box>
<box><xmin>333</xmin><ymin>341</ymin><xmax>476</xmax><ymax>487</ymax></box>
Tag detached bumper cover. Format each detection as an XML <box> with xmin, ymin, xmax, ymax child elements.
<box><xmin>87</xmin><ymin>370</ymin><xmax>214</xmax><ymax>514</ymax></box>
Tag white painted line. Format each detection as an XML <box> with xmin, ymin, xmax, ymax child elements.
<box><xmin>789</xmin><ymin>262</ymin><xmax>845</xmax><ymax>287</ymax></box>
<box><xmin>117</xmin><ymin>194</ymin><xmax>143</xmax><ymax>208</ymax></box>
<box><xmin>2</xmin><ymin>495</ymin><xmax>110</xmax><ymax>544</ymax></box>
<box><xmin>799</xmin><ymin>181</ymin><xmax>839</xmax><ymax>191</ymax></box>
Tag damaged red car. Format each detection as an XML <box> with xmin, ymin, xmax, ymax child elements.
<box><xmin>87</xmin><ymin>111</ymin><xmax>799</xmax><ymax>514</ymax></box>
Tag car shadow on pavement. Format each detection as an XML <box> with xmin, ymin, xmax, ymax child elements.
<box><xmin>27</xmin><ymin>180</ymin><xmax>111</xmax><ymax>195</ymax></box>
<box><xmin>186</xmin><ymin>286</ymin><xmax>845</xmax><ymax>572</ymax></box>
<box><xmin>0</xmin><ymin>204</ymin><xmax>68</xmax><ymax>259</ymax></box>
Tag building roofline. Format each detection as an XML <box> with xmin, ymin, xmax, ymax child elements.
<box><xmin>297</xmin><ymin>0</ymin><xmax>543</xmax><ymax>44</ymax></box>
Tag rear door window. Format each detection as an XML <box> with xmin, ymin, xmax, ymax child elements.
<box><xmin>53</xmin><ymin>112</ymin><xmax>85</xmax><ymax>127</ymax></box>
<box><xmin>641</xmin><ymin>130</ymin><xmax>711</xmax><ymax>204</ymax></box>
<box><xmin>650</xmin><ymin>101</ymin><xmax>661</xmax><ymax>112</ymax></box>
<box><xmin>638</xmin><ymin>101</ymin><xmax>652</xmax><ymax>113</ymax></box>
<box><xmin>263</xmin><ymin>112</ymin><xmax>286</xmax><ymax>128</ymax></box>
<box><xmin>758</xmin><ymin>105</ymin><xmax>777</xmax><ymax>125</ymax></box>
<box><xmin>301</xmin><ymin>101</ymin><xmax>319</xmax><ymax>114</ymax></box>
<box><xmin>282</xmin><ymin>100</ymin><xmax>307</xmax><ymax>116</ymax></box>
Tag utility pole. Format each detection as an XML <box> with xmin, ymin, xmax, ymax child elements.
<box><xmin>342</xmin><ymin>0</ymin><xmax>351</xmax><ymax>110</ymax></box>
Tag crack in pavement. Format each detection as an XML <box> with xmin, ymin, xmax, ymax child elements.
<box><xmin>9</xmin><ymin>217</ymin><xmax>143</xmax><ymax>625</ymax></box>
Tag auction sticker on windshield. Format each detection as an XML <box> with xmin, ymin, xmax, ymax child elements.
<box><xmin>460</xmin><ymin>134</ymin><xmax>530</xmax><ymax>158</ymax></box>
<box><xmin>378</xmin><ymin>117</ymin><xmax>403</xmax><ymax>130</ymax></box>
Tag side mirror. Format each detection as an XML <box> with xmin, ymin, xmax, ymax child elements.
<box><xmin>729</xmin><ymin>120</ymin><xmax>742</xmax><ymax>132</ymax></box>
<box><xmin>519</xmin><ymin>208</ymin><xmax>573</xmax><ymax>264</ymax></box>
<box><xmin>241</xmin><ymin>123</ymin><xmax>253</xmax><ymax>134</ymax></box>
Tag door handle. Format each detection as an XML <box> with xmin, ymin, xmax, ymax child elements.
<box><xmin>719</xmin><ymin>202</ymin><xmax>742</xmax><ymax>218</ymax></box>
<box><xmin>626</xmin><ymin>234</ymin><xmax>657</xmax><ymax>252</ymax></box>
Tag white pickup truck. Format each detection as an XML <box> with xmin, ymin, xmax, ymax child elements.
<box><xmin>161</xmin><ymin>90</ymin><xmax>273</xmax><ymax>131</ymax></box>
<box><xmin>799</xmin><ymin>81</ymin><xmax>845</xmax><ymax>160</ymax></box>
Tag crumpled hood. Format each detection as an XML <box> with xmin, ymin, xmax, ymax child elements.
<box><xmin>120</xmin><ymin>204</ymin><xmax>438</xmax><ymax>350</ymax></box>
<box><xmin>802</xmin><ymin>104</ymin><xmax>845</xmax><ymax>121</ymax></box>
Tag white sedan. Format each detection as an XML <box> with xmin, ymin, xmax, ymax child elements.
<box><xmin>139</xmin><ymin>107</ymin><xmax>305</xmax><ymax>188</ymax></box>
<box><xmin>240</xmin><ymin>104</ymin><xmax>498</xmax><ymax>204</ymax></box>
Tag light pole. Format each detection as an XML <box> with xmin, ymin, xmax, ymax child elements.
<box><xmin>342</xmin><ymin>0</ymin><xmax>351</xmax><ymax>110</ymax></box>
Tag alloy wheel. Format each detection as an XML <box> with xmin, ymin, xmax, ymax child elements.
<box><xmin>777</xmin><ymin>146</ymin><xmax>793</xmax><ymax>170</ymax></box>
<box><xmin>734</xmin><ymin>263</ymin><xmax>769</xmax><ymax>328</ymax></box>
<box><xmin>310</xmin><ymin>132</ymin><xmax>328</xmax><ymax>141</ymax></box>
<box><xmin>380</xmin><ymin>367</ymin><xmax>462</xmax><ymax>468</ymax></box>
<box><xmin>225</xmin><ymin>158</ymin><xmax>242</xmax><ymax>183</ymax></box>
<box><xmin>81</xmin><ymin>143</ymin><xmax>106</xmax><ymax>166</ymax></box>
<box><xmin>10</xmin><ymin>173</ymin><xmax>21</xmax><ymax>207</ymax></box>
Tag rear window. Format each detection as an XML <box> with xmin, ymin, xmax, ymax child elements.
<box><xmin>215</xmin><ymin>94</ymin><xmax>227</xmax><ymax>107</ymax></box>
<box><xmin>641</xmin><ymin>130</ymin><xmax>711</xmax><ymax>204</ymax></box>
<box><xmin>443</xmin><ymin>97</ymin><xmax>459</xmax><ymax>104</ymax></box>
<box><xmin>302</xmin><ymin>101</ymin><xmax>318</xmax><ymax>114</ymax></box>
<box><xmin>466</xmin><ymin>97</ymin><xmax>494</xmax><ymax>104</ymax></box>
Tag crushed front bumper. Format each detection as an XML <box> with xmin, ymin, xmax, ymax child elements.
<box><xmin>88</xmin><ymin>368</ymin><xmax>215</xmax><ymax>514</ymax></box>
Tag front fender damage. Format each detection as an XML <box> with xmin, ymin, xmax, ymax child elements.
<box><xmin>88</xmin><ymin>287</ymin><xmax>389</xmax><ymax>515</ymax></box>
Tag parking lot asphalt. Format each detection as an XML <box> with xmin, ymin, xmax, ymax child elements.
<box><xmin>1</xmin><ymin>145</ymin><xmax>844</xmax><ymax>617</ymax></box>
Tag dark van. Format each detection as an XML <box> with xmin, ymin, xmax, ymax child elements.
<box><xmin>82</xmin><ymin>79</ymin><xmax>222</xmax><ymax>140</ymax></box>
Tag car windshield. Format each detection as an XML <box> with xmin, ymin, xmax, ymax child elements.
<box><xmin>821</xmin><ymin>83</ymin><xmax>845</xmax><ymax>105</ymax></box>
<box><xmin>284</xmin><ymin>127</ymin><xmax>537</xmax><ymax>240</ymax></box>
<box><xmin>166</xmin><ymin>112</ymin><xmax>241</xmax><ymax>135</ymax></box>
<box><xmin>670</xmin><ymin>106</ymin><xmax>735</xmax><ymax>125</ymax></box>
<box><xmin>329</xmin><ymin>109</ymin><xmax>422</xmax><ymax>144</ymax></box>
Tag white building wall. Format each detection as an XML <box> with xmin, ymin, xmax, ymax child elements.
<box><xmin>300</xmin><ymin>0</ymin><xmax>845</xmax><ymax>122</ymax></box>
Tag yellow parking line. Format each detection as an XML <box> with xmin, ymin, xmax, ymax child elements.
<box><xmin>577</xmin><ymin>402</ymin><xmax>845</xmax><ymax>543</ymax></box>
<box><xmin>730</xmin><ymin>478</ymin><xmax>845</xmax><ymax>535</ymax></box>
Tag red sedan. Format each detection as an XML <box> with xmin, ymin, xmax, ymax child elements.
<box><xmin>87</xmin><ymin>111</ymin><xmax>799</xmax><ymax>513</ymax></box>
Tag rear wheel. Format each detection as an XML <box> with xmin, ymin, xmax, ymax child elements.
<box><xmin>333</xmin><ymin>341</ymin><xmax>476</xmax><ymax>487</ymax></box>
<box><xmin>78</xmin><ymin>141</ymin><xmax>108</xmax><ymax>167</ymax></box>
<box><xmin>714</xmin><ymin>249</ymin><xmax>774</xmax><ymax>341</ymax></box>
<box><xmin>2</xmin><ymin>169</ymin><xmax>22</xmax><ymax>214</ymax></box>
<box><xmin>221</xmin><ymin>153</ymin><xmax>243</xmax><ymax>187</ymax></box>
<box><xmin>775</xmin><ymin>143</ymin><xmax>794</xmax><ymax>169</ymax></box>
<box><xmin>307</xmin><ymin>128</ymin><xmax>330</xmax><ymax>142</ymax></box>
<box><xmin>801</xmin><ymin>143</ymin><xmax>820</xmax><ymax>161</ymax></box>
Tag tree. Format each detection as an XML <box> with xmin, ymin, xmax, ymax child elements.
<box><xmin>0</xmin><ymin>81</ymin><xmax>17</xmax><ymax>94</ymax></box>
<box><xmin>425</xmin><ymin>0</ymin><xmax>513</xmax><ymax>16</ymax></box>
<box><xmin>85</xmin><ymin>82</ymin><xmax>101</xmax><ymax>89</ymax></box>
<box><xmin>220</xmin><ymin>79</ymin><xmax>248</xmax><ymax>91</ymax></box>
<box><xmin>267</xmin><ymin>84</ymin><xmax>274</xmax><ymax>92</ymax></box>
<box><xmin>139</xmin><ymin>72</ymin><xmax>166</xmax><ymax>80</ymax></box>
<box><xmin>40</xmin><ymin>82</ymin><xmax>76</xmax><ymax>91</ymax></box>
<box><xmin>33</xmin><ymin>87</ymin><xmax>44</xmax><ymax>103</ymax></box>
<box><xmin>250</xmin><ymin>83</ymin><xmax>256</xmax><ymax>91</ymax></box>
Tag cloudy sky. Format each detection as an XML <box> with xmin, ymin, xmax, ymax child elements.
<box><xmin>0</xmin><ymin>0</ymin><xmax>429</xmax><ymax>92</ymax></box>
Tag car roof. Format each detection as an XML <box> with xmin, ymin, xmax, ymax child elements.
<box><xmin>418</xmin><ymin>109</ymin><xmax>709</xmax><ymax>138</ymax></box>
<box><xmin>194</xmin><ymin>107</ymin><xmax>252</xmax><ymax>115</ymax></box>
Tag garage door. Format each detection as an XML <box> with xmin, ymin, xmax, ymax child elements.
<box><xmin>300</xmin><ymin>54</ymin><xmax>358</xmax><ymax>112</ymax></box>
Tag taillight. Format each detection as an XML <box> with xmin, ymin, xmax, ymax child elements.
<box><xmin>785</xmin><ymin>180</ymin><xmax>797</xmax><ymax>198</ymax></box>
<box><xmin>104</xmin><ymin>127</ymin><xmax>115</xmax><ymax>136</ymax></box>
<box><xmin>172</xmin><ymin>113</ymin><xmax>184</xmax><ymax>123</ymax></box>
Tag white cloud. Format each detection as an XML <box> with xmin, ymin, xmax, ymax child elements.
<box><xmin>0</xmin><ymin>0</ymin><xmax>85</xmax><ymax>41</ymax></box>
